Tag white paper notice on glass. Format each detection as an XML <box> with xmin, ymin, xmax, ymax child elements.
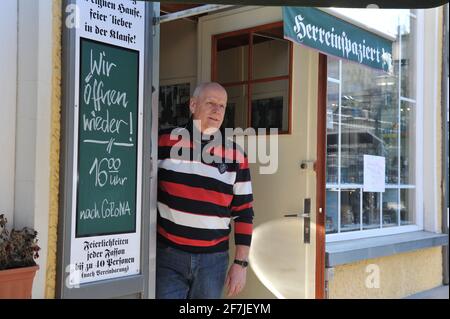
<box><xmin>363</xmin><ymin>155</ymin><xmax>386</xmax><ymax>192</ymax></box>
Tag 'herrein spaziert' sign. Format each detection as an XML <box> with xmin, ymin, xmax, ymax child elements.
<box><xmin>283</xmin><ymin>7</ymin><xmax>394</xmax><ymax>72</ymax></box>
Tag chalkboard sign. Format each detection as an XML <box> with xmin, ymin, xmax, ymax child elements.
<box><xmin>76</xmin><ymin>38</ymin><xmax>139</xmax><ymax>237</ymax></box>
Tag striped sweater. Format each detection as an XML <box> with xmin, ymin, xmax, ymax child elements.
<box><xmin>157</xmin><ymin>121</ymin><xmax>254</xmax><ymax>253</ymax></box>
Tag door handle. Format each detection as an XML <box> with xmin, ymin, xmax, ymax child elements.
<box><xmin>283</xmin><ymin>213</ymin><xmax>310</xmax><ymax>218</ymax></box>
<box><xmin>284</xmin><ymin>213</ymin><xmax>301</xmax><ymax>218</ymax></box>
<box><xmin>283</xmin><ymin>199</ymin><xmax>311</xmax><ymax>243</ymax></box>
<box><xmin>303</xmin><ymin>198</ymin><xmax>311</xmax><ymax>244</ymax></box>
<box><xmin>284</xmin><ymin>198</ymin><xmax>311</xmax><ymax>218</ymax></box>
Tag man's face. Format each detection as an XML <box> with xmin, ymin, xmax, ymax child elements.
<box><xmin>190</xmin><ymin>85</ymin><xmax>227</xmax><ymax>133</ymax></box>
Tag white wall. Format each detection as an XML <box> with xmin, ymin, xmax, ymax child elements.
<box><xmin>15</xmin><ymin>0</ymin><xmax>53</xmax><ymax>298</ymax></box>
<box><xmin>0</xmin><ymin>0</ymin><xmax>53</xmax><ymax>298</ymax></box>
<box><xmin>0</xmin><ymin>0</ymin><xmax>18</xmax><ymax>225</ymax></box>
<box><xmin>422</xmin><ymin>8</ymin><xmax>442</xmax><ymax>233</ymax></box>
<box><xmin>160</xmin><ymin>18</ymin><xmax>197</xmax><ymax>88</ymax></box>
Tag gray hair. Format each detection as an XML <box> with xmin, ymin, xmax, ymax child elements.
<box><xmin>192</xmin><ymin>82</ymin><xmax>226</xmax><ymax>98</ymax></box>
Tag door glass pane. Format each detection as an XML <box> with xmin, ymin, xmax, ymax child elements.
<box><xmin>225</xmin><ymin>85</ymin><xmax>248</xmax><ymax>130</ymax></box>
<box><xmin>326</xmin><ymin>189</ymin><xmax>339</xmax><ymax>234</ymax></box>
<box><xmin>382</xmin><ymin>189</ymin><xmax>399</xmax><ymax>227</ymax></box>
<box><xmin>400</xmin><ymin>189</ymin><xmax>415</xmax><ymax>225</ymax></box>
<box><xmin>252</xmin><ymin>26</ymin><xmax>289</xmax><ymax>80</ymax></box>
<box><xmin>251</xmin><ymin>80</ymin><xmax>289</xmax><ymax>132</ymax></box>
<box><xmin>159</xmin><ymin>83</ymin><xmax>191</xmax><ymax>129</ymax></box>
<box><xmin>340</xmin><ymin>189</ymin><xmax>360</xmax><ymax>232</ymax></box>
<box><xmin>217</xmin><ymin>34</ymin><xmax>249</xmax><ymax>84</ymax></box>
<box><xmin>326</xmin><ymin>81</ymin><xmax>339</xmax><ymax>184</ymax></box>
<box><xmin>363</xmin><ymin>192</ymin><xmax>380</xmax><ymax>230</ymax></box>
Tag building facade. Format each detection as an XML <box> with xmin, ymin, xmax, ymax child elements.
<box><xmin>0</xmin><ymin>1</ymin><xmax>448</xmax><ymax>298</ymax></box>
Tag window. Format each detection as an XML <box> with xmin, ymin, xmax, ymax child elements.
<box><xmin>158</xmin><ymin>83</ymin><xmax>191</xmax><ymax>129</ymax></box>
<box><xmin>212</xmin><ymin>22</ymin><xmax>292</xmax><ymax>133</ymax></box>
<box><xmin>325</xmin><ymin>10</ymin><xmax>419</xmax><ymax>238</ymax></box>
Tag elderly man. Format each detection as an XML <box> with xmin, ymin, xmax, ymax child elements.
<box><xmin>156</xmin><ymin>82</ymin><xmax>254</xmax><ymax>299</ymax></box>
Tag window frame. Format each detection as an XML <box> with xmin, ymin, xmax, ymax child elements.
<box><xmin>211</xmin><ymin>21</ymin><xmax>293</xmax><ymax>135</ymax></box>
<box><xmin>326</xmin><ymin>9</ymin><xmax>424</xmax><ymax>243</ymax></box>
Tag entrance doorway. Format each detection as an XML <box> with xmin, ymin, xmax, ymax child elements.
<box><xmin>156</xmin><ymin>5</ymin><xmax>327</xmax><ymax>299</ymax></box>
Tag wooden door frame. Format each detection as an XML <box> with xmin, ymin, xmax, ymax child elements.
<box><xmin>315</xmin><ymin>53</ymin><xmax>327</xmax><ymax>299</ymax></box>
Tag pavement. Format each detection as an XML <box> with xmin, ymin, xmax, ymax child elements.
<box><xmin>405</xmin><ymin>285</ymin><xmax>449</xmax><ymax>299</ymax></box>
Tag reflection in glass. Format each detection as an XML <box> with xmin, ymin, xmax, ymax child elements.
<box><xmin>222</xmin><ymin>102</ymin><xmax>236</xmax><ymax>130</ymax></box>
<box><xmin>380</xmin><ymin>98</ymin><xmax>399</xmax><ymax>184</ymax></box>
<box><xmin>324</xmin><ymin>10</ymin><xmax>417</xmax><ymax>236</ymax></box>
<box><xmin>400</xmin><ymin>14</ymin><xmax>416</xmax><ymax>99</ymax></box>
<box><xmin>363</xmin><ymin>192</ymin><xmax>380</xmax><ymax>230</ymax></box>
<box><xmin>326</xmin><ymin>190</ymin><xmax>339</xmax><ymax>234</ymax></box>
<box><xmin>326</xmin><ymin>81</ymin><xmax>339</xmax><ymax>184</ymax></box>
<box><xmin>340</xmin><ymin>60</ymin><xmax>398</xmax><ymax>184</ymax></box>
<box><xmin>225</xmin><ymin>85</ymin><xmax>248</xmax><ymax>129</ymax></box>
<box><xmin>252</xmin><ymin>27</ymin><xmax>289</xmax><ymax>80</ymax></box>
<box><xmin>217</xmin><ymin>34</ymin><xmax>249</xmax><ymax>84</ymax></box>
<box><xmin>328</xmin><ymin>56</ymin><xmax>339</xmax><ymax>80</ymax></box>
<box><xmin>340</xmin><ymin>189</ymin><xmax>360</xmax><ymax>232</ymax></box>
<box><xmin>400</xmin><ymin>189</ymin><xmax>415</xmax><ymax>225</ymax></box>
<box><xmin>330</xmin><ymin>8</ymin><xmax>411</xmax><ymax>37</ymax></box>
<box><xmin>382</xmin><ymin>189</ymin><xmax>399</xmax><ymax>227</ymax></box>
<box><xmin>159</xmin><ymin>83</ymin><xmax>191</xmax><ymax>129</ymax></box>
<box><xmin>401</xmin><ymin>101</ymin><xmax>415</xmax><ymax>184</ymax></box>
<box><xmin>251</xmin><ymin>80</ymin><xmax>289</xmax><ymax>132</ymax></box>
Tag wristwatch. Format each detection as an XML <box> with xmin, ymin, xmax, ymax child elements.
<box><xmin>234</xmin><ymin>259</ymin><xmax>249</xmax><ymax>268</ymax></box>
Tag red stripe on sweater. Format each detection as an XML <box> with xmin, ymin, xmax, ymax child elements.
<box><xmin>160</xmin><ymin>181</ymin><xmax>233</xmax><ymax>207</ymax></box>
<box><xmin>231</xmin><ymin>202</ymin><xmax>253</xmax><ymax>212</ymax></box>
<box><xmin>234</xmin><ymin>222</ymin><xmax>253</xmax><ymax>235</ymax></box>
<box><xmin>158</xmin><ymin>226</ymin><xmax>229</xmax><ymax>247</ymax></box>
<box><xmin>159</xmin><ymin>134</ymin><xmax>193</xmax><ymax>148</ymax></box>
<box><xmin>204</xmin><ymin>145</ymin><xmax>248</xmax><ymax>169</ymax></box>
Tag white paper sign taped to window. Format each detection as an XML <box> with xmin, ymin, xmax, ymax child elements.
<box><xmin>363</xmin><ymin>155</ymin><xmax>385</xmax><ymax>192</ymax></box>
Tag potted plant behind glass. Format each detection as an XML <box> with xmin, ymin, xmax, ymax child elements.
<box><xmin>0</xmin><ymin>214</ymin><xmax>40</xmax><ymax>299</ymax></box>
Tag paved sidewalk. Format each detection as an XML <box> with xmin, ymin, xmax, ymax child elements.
<box><xmin>405</xmin><ymin>285</ymin><xmax>449</xmax><ymax>299</ymax></box>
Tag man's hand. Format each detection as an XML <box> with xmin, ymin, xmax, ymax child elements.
<box><xmin>225</xmin><ymin>263</ymin><xmax>247</xmax><ymax>297</ymax></box>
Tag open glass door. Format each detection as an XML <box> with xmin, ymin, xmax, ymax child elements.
<box><xmin>210</xmin><ymin>20</ymin><xmax>327</xmax><ymax>297</ymax></box>
<box><xmin>158</xmin><ymin>6</ymin><xmax>327</xmax><ymax>299</ymax></box>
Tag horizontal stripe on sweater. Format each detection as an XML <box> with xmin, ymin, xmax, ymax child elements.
<box><xmin>157</xmin><ymin>226</ymin><xmax>229</xmax><ymax>248</ymax></box>
<box><xmin>159</xmin><ymin>167</ymin><xmax>234</xmax><ymax>195</ymax></box>
<box><xmin>159</xmin><ymin>180</ymin><xmax>233</xmax><ymax>207</ymax></box>
<box><xmin>158</xmin><ymin>202</ymin><xmax>231</xmax><ymax>230</ymax></box>
<box><xmin>157</xmin><ymin>214</ymin><xmax>231</xmax><ymax>240</ymax></box>
<box><xmin>158</xmin><ymin>190</ymin><xmax>232</xmax><ymax>218</ymax></box>
<box><xmin>158</xmin><ymin>159</ymin><xmax>237</xmax><ymax>185</ymax></box>
<box><xmin>157</xmin><ymin>233</ymin><xmax>230</xmax><ymax>253</ymax></box>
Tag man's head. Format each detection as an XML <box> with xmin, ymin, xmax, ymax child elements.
<box><xmin>189</xmin><ymin>82</ymin><xmax>227</xmax><ymax>133</ymax></box>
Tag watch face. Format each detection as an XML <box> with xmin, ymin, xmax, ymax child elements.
<box><xmin>234</xmin><ymin>259</ymin><xmax>248</xmax><ymax>267</ymax></box>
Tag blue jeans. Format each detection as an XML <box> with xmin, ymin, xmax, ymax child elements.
<box><xmin>156</xmin><ymin>242</ymin><xmax>229</xmax><ymax>299</ymax></box>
